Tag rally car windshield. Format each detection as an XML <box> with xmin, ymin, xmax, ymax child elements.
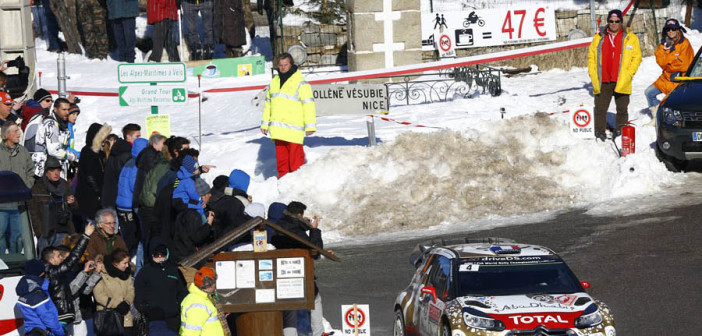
<box><xmin>457</xmin><ymin>261</ymin><xmax>583</xmax><ymax>296</ymax></box>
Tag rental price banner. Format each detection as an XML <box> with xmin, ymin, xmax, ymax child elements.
<box><xmin>421</xmin><ymin>6</ymin><xmax>557</xmax><ymax>50</ymax></box>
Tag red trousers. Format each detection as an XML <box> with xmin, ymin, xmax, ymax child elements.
<box><xmin>275</xmin><ymin>140</ymin><xmax>305</xmax><ymax>178</ymax></box>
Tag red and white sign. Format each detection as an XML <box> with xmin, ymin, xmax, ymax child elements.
<box><xmin>422</xmin><ymin>6</ymin><xmax>557</xmax><ymax>50</ymax></box>
<box><xmin>341</xmin><ymin>304</ymin><xmax>370</xmax><ymax>335</ymax></box>
<box><xmin>570</xmin><ymin>107</ymin><xmax>595</xmax><ymax>140</ymax></box>
<box><xmin>435</xmin><ymin>30</ymin><xmax>456</xmax><ymax>58</ymax></box>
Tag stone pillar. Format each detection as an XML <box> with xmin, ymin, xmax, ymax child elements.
<box><xmin>347</xmin><ymin>0</ymin><xmax>422</xmax><ymax>72</ymax></box>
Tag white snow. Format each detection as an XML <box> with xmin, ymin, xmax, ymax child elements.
<box><xmin>28</xmin><ymin>9</ymin><xmax>702</xmax><ymax>247</ymax></box>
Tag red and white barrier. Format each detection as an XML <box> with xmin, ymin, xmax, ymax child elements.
<box><xmin>368</xmin><ymin>114</ymin><xmax>443</xmax><ymax>129</ymax></box>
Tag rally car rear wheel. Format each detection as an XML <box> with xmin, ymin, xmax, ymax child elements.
<box><xmin>393</xmin><ymin>310</ymin><xmax>406</xmax><ymax>336</ymax></box>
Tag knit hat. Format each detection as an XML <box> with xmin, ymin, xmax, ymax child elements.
<box><xmin>194</xmin><ymin>177</ymin><xmax>211</xmax><ymax>196</ymax></box>
<box><xmin>1</xmin><ymin>92</ymin><xmax>12</xmax><ymax>105</ymax></box>
<box><xmin>181</xmin><ymin>155</ymin><xmax>199</xmax><ymax>174</ymax></box>
<box><xmin>45</xmin><ymin>156</ymin><xmax>62</xmax><ymax>171</ymax></box>
<box><xmin>68</xmin><ymin>104</ymin><xmax>80</xmax><ymax>115</ymax></box>
<box><xmin>244</xmin><ymin>202</ymin><xmax>266</xmax><ymax>218</ymax></box>
<box><xmin>33</xmin><ymin>88</ymin><xmax>52</xmax><ymax>102</ymax></box>
<box><xmin>194</xmin><ymin>266</ymin><xmax>216</xmax><ymax>289</ymax></box>
<box><xmin>663</xmin><ymin>18</ymin><xmax>686</xmax><ymax>33</ymax></box>
<box><xmin>24</xmin><ymin>259</ymin><xmax>46</xmax><ymax>276</ymax></box>
<box><xmin>607</xmin><ymin>9</ymin><xmax>623</xmax><ymax>21</ymax></box>
<box><xmin>212</xmin><ymin>175</ymin><xmax>229</xmax><ymax>191</ymax></box>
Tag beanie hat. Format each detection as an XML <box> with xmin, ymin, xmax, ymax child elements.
<box><xmin>244</xmin><ymin>202</ymin><xmax>266</xmax><ymax>218</ymax></box>
<box><xmin>33</xmin><ymin>88</ymin><xmax>52</xmax><ymax>102</ymax></box>
<box><xmin>24</xmin><ymin>259</ymin><xmax>46</xmax><ymax>276</ymax></box>
<box><xmin>194</xmin><ymin>266</ymin><xmax>216</xmax><ymax>289</ymax></box>
<box><xmin>1</xmin><ymin>92</ymin><xmax>12</xmax><ymax>105</ymax></box>
<box><xmin>181</xmin><ymin>155</ymin><xmax>199</xmax><ymax>174</ymax></box>
<box><xmin>607</xmin><ymin>9</ymin><xmax>623</xmax><ymax>21</ymax></box>
<box><xmin>68</xmin><ymin>104</ymin><xmax>80</xmax><ymax>115</ymax></box>
<box><xmin>45</xmin><ymin>156</ymin><xmax>62</xmax><ymax>171</ymax></box>
<box><xmin>213</xmin><ymin>175</ymin><xmax>229</xmax><ymax>191</ymax></box>
<box><xmin>194</xmin><ymin>177</ymin><xmax>211</xmax><ymax>196</ymax></box>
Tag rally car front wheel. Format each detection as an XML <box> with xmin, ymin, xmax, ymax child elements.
<box><xmin>394</xmin><ymin>310</ymin><xmax>406</xmax><ymax>336</ymax></box>
<box><xmin>439</xmin><ymin>319</ymin><xmax>451</xmax><ymax>336</ymax></box>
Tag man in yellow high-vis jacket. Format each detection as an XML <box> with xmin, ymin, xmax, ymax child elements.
<box><xmin>180</xmin><ymin>267</ymin><xmax>228</xmax><ymax>336</ymax></box>
<box><xmin>261</xmin><ymin>53</ymin><xmax>317</xmax><ymax>178</ymax></box>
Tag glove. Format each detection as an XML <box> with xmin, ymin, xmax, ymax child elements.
<box><xmin>115</xmin><ymin>301</ymin><xmax>131</xmax><ymax>315</ymax></box>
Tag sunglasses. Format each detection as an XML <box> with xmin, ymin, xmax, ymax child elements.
<box><xmin>2</xmin><ymin>103</ymin><xmax>11</xmax><ymax>106</ymax></box>
<box><xmin>608</xmin><ymin>20</ymin><xmax>621</xmax><ymax>24</ymax></box>
<box><xmin>43</xmin><ymin>98</ymin><xmax>53</xmax><ymax>103</ymax></box>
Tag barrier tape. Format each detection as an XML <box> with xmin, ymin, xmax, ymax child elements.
<box><xmin>368</xmin><ymin>114</ymin><xmax>443</xmax><ymax>129</ymax></box>
<box><xmin>47</xmin><ymin>89</ymin><xmax>201</xmax><ymax>98</ymax></box>
<box><xmin>548</xmin><ymin>110</ymin><xmax>570</xmax><ymax>116</ymax></box>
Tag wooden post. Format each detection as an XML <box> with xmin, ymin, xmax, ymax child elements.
<box><xmin>684</xmin><ymin>0</ymin><xmax>693</xmax><ymax>27</ymax></box>
<box><xmin>236</xmin><ymin>311</ymin><xmax>283</xmax><ymax>336</ymax></box>
<box><xmin>353</xmin><ymin>303</ymin><xmax>359</xmax><ymax>336</ymax></box>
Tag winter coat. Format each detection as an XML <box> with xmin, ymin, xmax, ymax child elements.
<box><xmin>267</xmin><ymin>202</ymin><xmax>286</xmax><ymax>223</ymax></box>
<box><xmin>68</xmin><ymin>270</ymin><xmax>102</xmax><ymax>323</ymax></box>
<box><xmin>140</xmin><ymin>152</ymin><xmax>170</xmax><ymax>208</ymax></box>
<box><xmin>44</xmin><ymin>233</ymin><xmax>90</xmax><ymax>323</ymax></box>
<box><xmin>116</xmin><ymin>138</ymin><xmax>148</xmax><ymax>210</ymax></box>
<box><xmin>15</xmin><ymin>275</ymin><xmax>65</xmax><ymax>336</ymax></box>
<box><xmin>653</xmin><ymin>33</ymin><xmax>695</xmax><ymax>95</ymax></box>
<box><xmin>30</xmin><ymin>113</ymin><xmax>78</xmax><ymax>178</ymax></box>
<box><xmin>134</xmin><ymin>146</ymin><xmax>159</xmax><ymax>208</ymax></box>
<box><xmin>214</xmin><ymin>0</ymin><xmax>247</xmax><ymax>47</ymax></box>
<box><xmin>0</xmin><ymin>112</ymin><xmax>18</xmax><ymax>126</ymax></box>
<box><xmin>588</xmin><ymin>27</ymin><xmax>642</xmax><ymax>95</ymax></box>
<box><xmin>171</xmin><ymin>208</ymin><xmax>212</xmax><ymax>263</ymax></box>
<box><xmin>66</xmin><ymin>122</ymin><xmax>80</xmax><ymax>159</ymax></box>
<box><xmin>172</xmin><ymin>166</ymin><xmax>203</xmax><ymax>215</ymax></box>
<box><xmin>75</xmin><ymin>123</ymin><xmax>111</xmax><ymax>219</ymax></box>
<box><xmin>102</xmin><ymin>138</ymin><xmax>132</xmax><ymax>209</ymax></box>
<box><xmin>86</xmin><ymin>228</ymin><xmax>128</xmax><ymax>260</ymax></box>
<box><xmin>19</xmin><ymin>99</ymin><xmax>45</xmax><ymax>131</ymax></box>
<box><xmin>209</xmin><ymin>188</ymin><xmax>250</xmax><ymax>242</ymax></box>
<box><xmin>261</xmin><ymin>68</ymin><xmax>317</xmax><ymax>144</ymax></box>
<box><xmin>134</xmin><ymin>239</ymin><xmax>188</xmax><ymax>322</ymax></box>
<box><xmin>271</xmin><ymin>212</ymin><xmax>323</xmax><ymax>251</ymax></box>
<box><xmin>0</xmin><ymin>141</ymin><xmax>35</xmax><ymax>188</ymax></box>
<box><xmin>154</xmin><ymin>180</ymin><xmax>186</xmax><ymax>253</ymax></box>
<box><xmin>28</xmin><ymin>176</ymin><xmax>77</xmax><ymax>238</ymax></box>
<box><xmin>106</xmin><ymin>0</ymin><xmax>139</xmax><ymax>20</ymax></box>
<box><xmin>93</xmin><ymin>262</ymin><xmax>135</xmax><ymax>327</ymax></box>
<box><xmin>147</xmin><ymin>0</ymin><xmax>177</xmax><ymax>24</ymax></box>
<box><xmin>180</xmin><ymin>283</ymin><xmax>225</xmax><ymax>336</ymax></box>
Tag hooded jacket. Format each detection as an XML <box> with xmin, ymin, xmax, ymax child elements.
<box><xmin>0</xmin><ymin>140</ymin><xmax>35</xmax><ymax>188</ymax></box>
<box><xmin>180</xmin><ymin>283</ymin><xmax>225</xmax><ymax>336</ymax></box>
<box><xmin>44</xmin><ymin>233</ymin><xmax>90</xmax><ymax>323</ymax></box>
<box><xmin>270</xmin><ymin>211</ymin><xmax>323</xmax><ymax>252</ymax></box>
<box><xmin>116</xmin><ymin>138</ymin><xmax>148</xmax><ymax>210</ymax></box>
<box><xmin>134</xmin><ymin>237</ymin><xmax>188</xmax><ymax>322</ymax></box>
<box><xmin>261</xmin><ymin>67</ymin><xmax>317</xmax><ymax>144</ymax></box>
<box><xmin>15</xmin><ymin>275</ymin><xmax>65</xmax><ymax>336</ymax></box>
<box><xmin>588</xmin><ymin>26</ymin><xmax>642</xmax><ymax>95</ymax></box>
<box><xmin>30</xmin><ymin>112</ymin><xmax>77</xmax><ymax>178</ymax></box>
<box><xmin>208</xmin><ymin>188</ymin><xmax>251</xmax><ymax>243</ymax></box>
<box><xmin>171</xmin><ymin>208</ymin><xmax>212</xmax><ymax>264</ymax></box>
<box><xmin>102</xmin><ymin>138</ymin><xmax>132</xmax><ymax>208</ymax></box>
<box><xmin>19</xmin><ymin>99</ymin><xmax>45</xmax><ymax>131</ymax></box>
<box><xmin>172</xmin><ymin>165</ymin><xmax>203</xmax><ymax>215</ymax></box>
<box><xmin>134</xmin><ymin>145</ymin><xmax>160</xmax><ymax>209</ymax></box>
<box><xmin>75</xmin><ymin>123</ymin><xmax>111</xmax><ymax>219</ymax></box>
<box><xmin>140</xmin><ymin>152</ymin><xmax>170</xmax><ymax>208</ymax></box>
<box><xmin>653</xmin><ymin>32</ymin><xmax>695</xmax><ymax>94</ymax></box>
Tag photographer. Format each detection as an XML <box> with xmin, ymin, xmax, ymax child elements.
<box><xmin>0</xmin><ymin>56</ymin><xmax>30</xmax><ymax>99</ymax></box>
<box><xmin>29</xmin><ymin>156</ymin><xmax>79</xmax><ymax>254</ymax></box>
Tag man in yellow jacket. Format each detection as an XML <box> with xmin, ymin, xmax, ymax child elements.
<box><xmin>261</xmin><ymin>53</ymin><xmax>316</xmax><ymax>178</ymax></box>
<box><xmin>180</xmin><ymin>266</ymin><xmax>229</xmax><ymax>336</ymax></box>
<box><xmin>587</xmin><ymin>9</ymin><xmax>641</xmax><ymax>141</ymax></box>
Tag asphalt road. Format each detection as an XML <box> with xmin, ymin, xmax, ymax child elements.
<box><xmin>316</xmin><ymin>190</ymin><xmax>702</xmax><ymax>335</ymax></box>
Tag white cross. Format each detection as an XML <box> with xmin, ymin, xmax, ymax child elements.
<box><xmin>372</xmin><ymin>0</ymin><xmax>405</xmax><ymax>68</ymax></box>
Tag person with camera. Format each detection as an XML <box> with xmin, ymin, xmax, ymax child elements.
<box><xmin>0</xmin><ymin>56</ymin><xmax>30</xmax><ymax>99</ymax></box>
<box><xmin>30</xmin><ymin>156</ymin><xmax>79</xmax><ymax>254</ymax></box>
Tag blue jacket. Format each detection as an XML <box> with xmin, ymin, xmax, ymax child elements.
<box><xmin>67</xmin><ymin>122</ymin><xmax>80</xmax><ymax>160</ymax></box>
<box><xmin>15</xmin><ymin>276</ymin><xmax>65</xmax><ymax>336</ymax></box>
<box><xmin>116</xmin><ymin>138</ymin><xmax>148</xmax><ymax>210</ymax></box>
<box><xmin>228</xmin><ymin>169</ymin><xmax>250</xmax><ymax>192</ymax></box>
<box><xmin>172</xmin><ymin>166</ymin><xmax>204</xmax><ymax>216</ymax></box>
<box><xmin>106</xmin><ymin>0</ymin><xmax>139</xmax><ymax>19</ymax></box>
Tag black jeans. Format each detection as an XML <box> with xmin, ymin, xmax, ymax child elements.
<box><xmin>594</xmin><ymin>82</ymin><xmax>630</xmax><ymax>133</ymax></box>
<box><xmin>149</xmin><ymin>19</ymin><xmax>179</xmax><ymax>62</ymax></box>
<box><xmin>182</xmin><ymin>1</ymin><xmax>214</xmax><ymax>50</ymax></box>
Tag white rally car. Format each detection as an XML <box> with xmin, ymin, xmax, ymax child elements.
<box><xmin>393</xmin><ymin>238</ymin><xmax>616</xmax><ymax>336</ymax></box>
<box><xmin>0</xmin><ymin>171</ymin><xmax>39</xmax><ymax>336</ymax></box>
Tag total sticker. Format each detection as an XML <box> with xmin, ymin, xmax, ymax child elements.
<box><xmin>459</xmin><ymin>263</ymin><xmax>479</xmax><ymax>272</ymax></box>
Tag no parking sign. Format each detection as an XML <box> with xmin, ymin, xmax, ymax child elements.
<box><xmin>341</xmin><ymin>304</ymin><xmax>370</xmax><ymax>335</ymax></box>
<box><xmin>570</xmin><ymin>107</ymin><xmax>594</xmax><ymax>139</ymax></box>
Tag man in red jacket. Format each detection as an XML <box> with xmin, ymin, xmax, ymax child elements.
<box><xmin>147</xmin><ymin>0</ymin><xmax>180</xmax><ymax>62</ymax></box>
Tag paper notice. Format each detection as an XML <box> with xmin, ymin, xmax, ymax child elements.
<box><xmin>255</xmin><ymin>289</ymin><xmax>275</xmax><ymax>303</ymax></box>
<box><xmin>215</xmin><ymin>261</ymin><xmax>236</xmax><ymax>290</ymax></box>
<box><xmin>276</xmin><ymin>278</ymin><xmax>305</xmax><ymax>299</ymax></box>
<box><xmin>277</xmin><ymin>257</ymin><xmax>304</xmax><ymax>278</ymax></box>
<box><xmin>236</xmin><ymin>260</ymin><xmax>256</xmax><ymax>288</ymax></box>
<box><xmin>258</xmin><ymin>259</ymin><xmax>273</xmax><ymax>271</ymax></box>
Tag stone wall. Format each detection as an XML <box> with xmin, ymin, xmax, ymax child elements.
<box><xmin>275</xmin><ymin>23</ymin><xmax>348</xmax><ymax>66</ymax></box>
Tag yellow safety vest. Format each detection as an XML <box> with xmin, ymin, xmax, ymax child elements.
<box><xmin>261</xmin><ymin>70</ymin><xmax>317</xmax><ymax>145</ymax></box>
<box><xmin>180</xmin><ymin>284</ymin><xmax>224</xmax><ymax>336</ymax></box>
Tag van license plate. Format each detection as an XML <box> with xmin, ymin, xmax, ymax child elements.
<box><xmin>694</xmin><ymin>133</ymin><xmax>702</xmax><ymax>142</ymax></box>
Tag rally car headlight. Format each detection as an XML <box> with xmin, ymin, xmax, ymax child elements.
<box><xmin>462</xmin><ymin>310</ymin><xmax>504</xmax><ymax>331</ymax></box>
<box><xmin>661</xmin><ymin>107</ymin><xmax>683</xmax><ymax>126</ymax></box>
<box><xmin>575</xmin><ymin>310</ymin><xmax>603</xmax><ymax>328</ymax></box>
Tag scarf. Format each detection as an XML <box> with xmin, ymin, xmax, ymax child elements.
<box><xmin>105</xmin><ymin>260</ymin><xmax>131</xmax><ymax>281</ymax></box>
<box><xmin>207</xmin><ymin>292</ymin><xmax>231</xmax><ymax>336</ymax></box>
<box><xmin>97</xmin><ymin>228</ymin><xmax>118</xmax><ymax>254</ymax></box>
<box><xmin>43</xmin><ymin>176</ymin><xmax>66</xmax><ymax>197</ymax></box>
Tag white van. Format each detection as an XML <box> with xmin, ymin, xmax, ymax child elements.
<box><xmin>0</xmin><ymin>171</ymin><xmax>38</xmax><ymax>336</ymax></box>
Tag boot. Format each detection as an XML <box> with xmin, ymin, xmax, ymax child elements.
<box><xmin>647</xmin><ymin>105</ymin><xmax>658</xmax><ymax>126</ymax></box>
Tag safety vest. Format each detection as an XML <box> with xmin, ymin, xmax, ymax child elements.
<box><xmin>261</xmin><ymin>70</ymin><xmax>316</xmax><ymax>145</ymax></box>
<box><xmin>180</xmin><ymin>284</ymin><xmax>224</xmax><ymax>336</ymax></box>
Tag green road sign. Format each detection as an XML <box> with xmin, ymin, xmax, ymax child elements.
<box><xmin>119</xmin><ymin>85</ymin><xmax>188</xmax><ymax>106</ymax></box>
<box><xmin>118</xmin><ymin>63</ymin><xmax>187</xmax><ymax>83</ymax></box>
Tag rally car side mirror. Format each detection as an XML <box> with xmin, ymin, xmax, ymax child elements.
<box><xmin>421</xmin><ymin>286</ymin><xmax>437</xmax><ymax>303</ymax></box>
<box><xmin>581</xmin><ymin>281</ymin><xmax>591</xmax><ymax>289</ymax></box>
<box><xmin>670</xmin><ymin>71</ymin><xmax>683</xmax><ymax>83</ymax></box>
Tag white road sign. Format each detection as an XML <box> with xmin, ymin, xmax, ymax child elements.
<box><xmin>118</xmin><ymin>62</ymin><xmax>186</xmax><ymax>83</ymax></box>
<box><xmin>119</xmin><ymin>85</ymin><xmax>188</xmax><ymax>106</ymax></box>
<box><xmin>570</xmin><ymin>107</ymin><xmax>595</xmax><ymax>139</ymax></box>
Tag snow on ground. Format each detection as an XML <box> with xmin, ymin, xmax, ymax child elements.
<box><xmin>32</xmin><ymin>16</ymin><xmax>702</xmax><ymax>246</ymax></box>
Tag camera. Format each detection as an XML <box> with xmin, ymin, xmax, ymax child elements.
<box><xmin>73</xmin><ymin>96</ymin><xmax>81</xmax><ymax>104</ymax></box>
<box><xmin>5</xmin><ymin>56</ymin><xmax>25</xmax><ymax>69</ymax></box>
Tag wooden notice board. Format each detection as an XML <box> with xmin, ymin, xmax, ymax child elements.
<box><xmin>211</xmin><ymin>249</ymin><xmax>315</xmax><ymax>313</ymax></box>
